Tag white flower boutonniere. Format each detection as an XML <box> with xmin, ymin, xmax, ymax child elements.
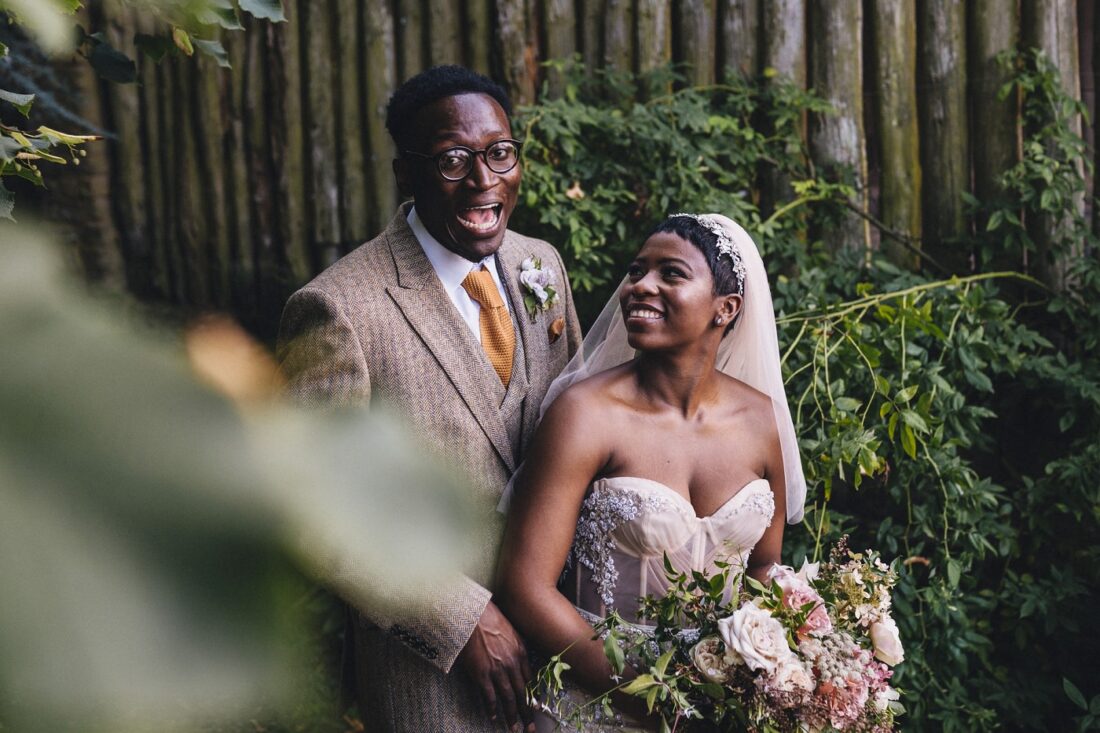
<box><xmin>519</xmin><ymin>257</ymin><xmax>559</xmax><ymax>318</ymax></box>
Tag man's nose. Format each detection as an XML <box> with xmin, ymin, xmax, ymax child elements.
<box><xmin>464</xmin><ymin>153</ymin><xmax>499</xmax><ymax>188</ymax></box>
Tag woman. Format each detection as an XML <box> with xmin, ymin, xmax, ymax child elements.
<box><xmin>497</xmin><ymin>213</ymin><xmax>806</xmax><ymax>731</ymax></box>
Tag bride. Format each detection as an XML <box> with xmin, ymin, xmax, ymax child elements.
<box><xmin>497</xmin><ymin>213</ymin><xmax>806</xmax><ymax>731</ymax></box>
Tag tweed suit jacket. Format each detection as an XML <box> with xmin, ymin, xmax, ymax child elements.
<box><xmin>276</xmin><ymin>204</ymin><xmax>582</xmax><ymax>731</ymax></box>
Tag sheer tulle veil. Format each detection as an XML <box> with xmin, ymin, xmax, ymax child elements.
<box><xmin>503</xmin><ymin>214</ymin><xmax>806</xmax><ymax>524</ymax></box>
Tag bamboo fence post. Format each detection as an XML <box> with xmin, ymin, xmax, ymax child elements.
<box><xmin>246</xmin><ymin>23</ymin><xmax>281</xmax><ymax>327</ymax></box>
<box><xmin>364</xmin><ymin>0</ymin><xmax>398</xmax><ymax>231</ymax></box>
<box><xmin>543</xmin><ymin>0</ymin><xmax>577</xmax><ymax>96</ymax></box>
<box><xmin>496</xmin><ymin>0</ymin><xmax>537</xmax><ymax>105</ymax></box>
<box><xmin>636</xmin><ymin>0</ymin><xmax>671</xmax><ymax>75</ymax></box>
<box><xmin>170</xmin><ymin>55</ymin><xmax>208</xmax><ymax>305</ymax></box>
<box><xmin>302</xmin><ymin>0</ymin><xmax>342</xmax><ymax>267</ymax></box>
<box><xmin>1023</xmin><ymin>0</ymin><xmax>1082</xmax><ymax>289</ymax></box>
<box><xmin>679</xmin><ymin>0</ymin><xmax>717</xmax><ymax>85</ymax></box>
<box><xmin>969</xmin><ymin>0</ymin><xmax>1019</xmax><ymax>270</ymax></box>
<box><xmin>809</xmin><ymin>0</ymin><xmax>868</xmax><ymax>252</ymax></box>
<box><xmin>269</xmin><ymin>2</ymin><xmax>309</xmax><ymax>285</ymax></box>
<box><xmin>465</xmin><ymin>0</ymin><xmax>492</xmax><ymax>75</ymax></box>
<box><xmin>394</xmin><ymin>0</ymin><xmax>425</xmax><ymax>82</ymax></box>
<box><xmin>760</xmin><ymin>0</ymin><xmax>805</xmax><ymax>219</ymax></box>
<box><xmin>603</xmin><ymin>0</ymin><xmax>633</xmax><ymax>72</ymax></box>
<box><xmin>871</xmin><ymin>1</ymin><xmax>921</xmax><ymax>267</ymax></box>
<box><xmin>1077</xmin><ymin>0</ymin><xmax>1093</xmax><ymax>226</ymax></box>
<box><xmin>192</xmin><ymin>51</ymin><xmax>232</xmax><ymax>307</ymax></box>
<box><xmin>337</xmin><ymin>0</ymin><xmax>368</xmax><ymax>248</ymax></box>
<box><xmin>223</xmin><ymin>28</ymin><xmax>256</xmax><ymax>314</ymax></box>
<box><xmin>579</xmin><ymin>0</ymin><xmax>602</xmax><ymax>75</ymax></box>
<box><xmin>428</xmin><ymin>0</ymin><xmax>461</xmax><ymax>65</ymax></box>
<box><xmin>719</xmin><ymin>0</ymin><xmax>759</xmax><ymax>80</ymax></box>
<box><xmin>918</xmin><ymin>0</ymin><xmax>970</xmax><ymax>273</ymax></box>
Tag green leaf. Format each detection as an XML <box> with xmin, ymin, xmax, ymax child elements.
<box><xmin>135</xmin><ymin>34</ymin><xmax>175</xmax><ymax>62</ymax></box>
<box><xmin>192</xmin><ymin>38</ymin><xmax>231</xmax><ymax>68</ymax></box>
<box><xmin>895</xmin><ymin>384</ymin><xmax>918</xmax><ymax>403</ymax></box>
<box><xmin>604</xmin><ymin>634</ymin><xmax>624</xmax><ymax>676</ymax></box>
<box><xmin>172</xmin><ymin>27</ymin><xmax>195</xmax><ymax>56</ymax></box>
<box><xmin>88</xmin><ymin>39</ymin><xmax>137</xmax><ymax>83</ymax></box>
<box><xmin>700</xmin><ymin>682</ymin><xmax>725</xmax><ymax>700</ymax></box>
<box><xmin>1065</xmin><ymin>678</ymin><xmax>1088</xmax><ymax>711</ymax></box>
<box><xmin>947</xmin><ymin>559</ymin><xmax>961</xmax><ymax>588</ymax></box>
<box><xmin>653</xmin><ymin>649</ymin><xmax>673</xmax><ymax>677</ymax></box>
<box><xmin>0</xmin><ymin>136</ymin><xmax>24</xmax><ymax>162</ymax></box>
<box><xmin>900</xmin><ymin>409</ymin><xmax>929</xmax><ymax>433</ymax></box>
<box><xmin>645</xmin><ymin>684</ymin><xmax>659</xmax><ymax>711</ymax></box>
<box><xmin>0</xmin><ymin>179</ymin><xmax>14</xmax><ymax>222</ymax></box>
<box><xmin>834</xmin><ymin>396</ymin><xmax>861</xmax><ymax>412</ymax></box>
<box><xmin>0</xmin><ymin>89</ymin><xmax>35</xmax><ymax>118</ymax></box>
<box><xmin>0</xmin><ymin>41</ymin><xmax>7</xmax><ymax>58</ymax></box>
<box><xmin>900</xmin><ymin>423</ymin><xmax>917</xmax><ymax>459</ymax></box>
<box><xmin>238</xmin><ymin>0</ymin><xmax>287</xmax><ymax>22</ymax></box>
<box><xmin>620</xmin><ymin>674</ymin><xmax>656</xmax><ymax>696</ymax></box>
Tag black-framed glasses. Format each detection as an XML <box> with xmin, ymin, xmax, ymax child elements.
<box><xmin>403</xmin><ymin>139</ymin><xmax>523</xmax><ymax>181</ymax></box>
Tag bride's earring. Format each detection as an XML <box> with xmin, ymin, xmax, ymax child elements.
<box><xmin>714</xmin><ymin>316</ymin><xmax>725</xmax><ymax>326</ymax></box>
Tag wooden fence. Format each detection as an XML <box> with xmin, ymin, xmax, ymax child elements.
<box><xmin>43</xmin><ymin>0</ymin><xmax>1097</xmax><ymax>339</ymax></box>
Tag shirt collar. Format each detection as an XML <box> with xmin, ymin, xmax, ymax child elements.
<box><xmin>407</xmin><ymin>206</ymin><xmax>496</xmax><ymax>293</ymax></box>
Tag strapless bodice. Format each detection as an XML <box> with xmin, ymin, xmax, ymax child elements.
<box><xmin>563</xmin><ymin>476</ymin><xmax>775</xmax><ymax>621</ymax></box>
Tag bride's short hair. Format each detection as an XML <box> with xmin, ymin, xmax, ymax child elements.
<box><xmin>650</xmin><ymin>215</ymin><xmax>744</xmax><ymax>296</ymax></box>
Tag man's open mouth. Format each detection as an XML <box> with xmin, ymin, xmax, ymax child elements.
<box><xmin>457</xmin><ymin>203</ymin><xmax>503</xmax><ymax>232</ymax></box>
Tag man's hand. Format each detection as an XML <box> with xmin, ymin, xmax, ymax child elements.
<box><xmin>456</xmin><ymin>600</ymin><xmax>534</xmax><ymax>732</ymax></box>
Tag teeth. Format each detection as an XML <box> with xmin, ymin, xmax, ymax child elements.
<box><xmin>457</xmin><ymin>204</ymin><xmax>501</xmax><ymax>231</ymax></box>
<box><xmin>629</xmin><ymin>308</ymin><xmax>662</xmax><ymax>320</ymax></box>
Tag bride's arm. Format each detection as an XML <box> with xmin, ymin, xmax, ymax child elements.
<box><xmin>497</xmin><ymin>388</ymin><xmax>631</xmax><ymax>698</ymax></box>
<box><xmin>747</xmin><ymin>406</ymin><xmax>788</xmax><ymax>584</ymax></box>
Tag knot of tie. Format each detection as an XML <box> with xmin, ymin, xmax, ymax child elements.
<box><xmin>461</xmin><ymin>266</ymin><xmax>515</xmax><ymax>386</ymax></box>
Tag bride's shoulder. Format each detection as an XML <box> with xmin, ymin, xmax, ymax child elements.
<box><xmin>716</xmin><ymin>374</ymin><xmax>779</xmax><ymax>426</ymax></box>
<box><xmin>544</xmin><ymin>364</ymin><xmax>634</xmax><ymax>419</ymax></box>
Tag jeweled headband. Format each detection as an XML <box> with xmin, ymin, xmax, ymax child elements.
<box><xmin>670</xmin><ymin>213</ymin><xmax>747</xmax><ymax>294</ymax></box>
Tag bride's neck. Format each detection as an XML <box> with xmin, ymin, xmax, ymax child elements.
<box><xmin>633</xmin><ymin>350</ymin><xmax>719</xmax><ymax>418</ymax></box>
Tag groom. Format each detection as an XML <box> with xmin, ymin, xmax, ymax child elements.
<box><xmin>277</xmin><ymin>66</ymin><xmax>581</xmax><ymax>731</ymax></box>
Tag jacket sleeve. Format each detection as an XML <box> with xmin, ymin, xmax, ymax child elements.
<box><xmin>276</xmin><ymin>285</ymin><xmax>492</xmax><ymax>672</ymax></box>
<box><xmin>551</xmin><ymin>246</ymin><xmax>584</xmax><ymax>358</ymax></box>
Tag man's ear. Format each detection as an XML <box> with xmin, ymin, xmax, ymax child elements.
<box><xmin>393</xmin><ymin>157</ymin><xmax>413</xmax><ymax>198</ymax></box>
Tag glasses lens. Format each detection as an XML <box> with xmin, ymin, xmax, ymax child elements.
<box><xmin>485</xmin><ymin>141</ymin><xmax>520</xmax><ymax>173</ymax></box>
<box><xmin>437</xmin><ymin>148</ymin><xmax>472</xmax><ymax>180</ymax></box>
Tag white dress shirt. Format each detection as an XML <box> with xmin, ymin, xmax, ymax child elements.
<box><xmin>408</xmin><ymin>206</ymin><xmax>511</xmax><ymax>344</ymax></box>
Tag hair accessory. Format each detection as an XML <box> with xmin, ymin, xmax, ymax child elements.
<box><xmin>671</xmin><ymin>212</ymin><xmax>748</xmax><ymax>294</ymax></box>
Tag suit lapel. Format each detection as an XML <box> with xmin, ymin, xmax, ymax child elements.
<box><xmin>494</xmin><ymin>238</ymin><xmax>535</xmax><ymax>416</ymax></box>
<box><xmin>384</xmin><ymin>210</ymin><xmax>516</xmax><ymax>473</ymax></box>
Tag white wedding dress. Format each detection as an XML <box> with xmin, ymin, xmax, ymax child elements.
<box><xmin>534</xmin><ymin>475</ymin><xmax>776</xmax><ymax>732</ymax></box>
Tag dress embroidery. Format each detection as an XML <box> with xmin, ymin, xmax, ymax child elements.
<box><xmin>570</xmin><ymin>484</ymin><xmax>672</xmax><ymax>607</ymax></box>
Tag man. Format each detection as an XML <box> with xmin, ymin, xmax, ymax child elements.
<box><xmin>277</xmin><ymin>65</ymin><xmax>582</xmax><ymax>732</ymax></box>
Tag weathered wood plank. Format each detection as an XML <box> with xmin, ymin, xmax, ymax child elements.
<box><xmin>170</xmin><ymin>55</ymin><xmax>207</xmax><ymax>305</ymax></box>
<box><xmin>679</xmin><ymin>0</ymin><xmax>717</xmax><ymax>85</ymax></box>
<box><xmin>871</xmin><ymin>1</ymin><xmax>921</xmax><ymax>266</ymax></box>
<box><xmin>465</xmin><ymin>0</ymin><xmax>492</xmax><ymax>75</ymax></box>
<box><xmin>337</xmin><ymin>0</ymin><xmax>369</xmax><ymax>248</ymax></box>
<box><xmin>543</xmin><ymin>0</ymin><xmax>578</xmax><ymax>96</ymax></box>
<box><xmin>394</xmin><ymin>0</ymin><xmax>425</xmax><ymax>82</ymax></box>
<box><xmin>603</xmin><ymin>0</ymin><xmax>633</xmax><ymax>72</ymax></box>
<box><xmin>579</xmin><ymin>0</ymin><xmax>602</xmax><ymax>75</ymax></box>
<box><xmin>192</xmin><ymin>50</ymin><xmax>232</xmax><ymax>307</ymax></box>
<box><xmin>364</xmin><ymin>0</ymin><xmax>398</xmax><ymax>233</ymax></box>
<box><xmin>246</xmin><ymin>21</ymin><xmax>282</xmax><ymax>329</ymax></box>
<box><xmin>224</xmin><ymin>28</ymin><xmax>256</xmax><ymax>315</ymax></box>
<box><xmin>809</xmin><ymin>0</ymin><xmax>867</xmax><ymax>251</ymax></box>
<box><xmin>760</xmin><ymin>0</ymin><xmax>805</xmax><ymax>221</ymax></box>
<box><xmin>135</xmin><ymin>14</ymin><xmax>170</xmax><ymax>300</ymax></box>
<box><xmin>636</xmin><ymin>0</ymin><xmax>670</xmax><ymax>74</ymax></box>
<box><xmin>269</xmin><ymin>0</ymin><xmax>309</xmax><ymax>285</ymax></box>
<box><xmin>1023</xmin><ymin>0</ymin><xmax>1082</xmax><ymax>288</ymax></box>
<box><xmin>427</xmin><ymin>0</ymin><xmax>461</xmax><ymax>65</ymax></box>
<box><xmin>969</xmin><ymin>0</ymin><xmax>1019</xmax><ymax>269</ymax></box>
<box><xmin>719</xmin><ymin>0</ymin><xmax>759</xmax><ymax>80</ymax></box>
<box><xmin>303</xmin><ymin>0</ymin><xmax>342</xmax><ymax>266</ymax></box>
<box><xmin>918</xmin><ymin>0</ymin><xmax>969</xmax><ymax>272</ymax></box>
<box><xmin>497</xmin><ymin>0</ymin><xmax>537</xmax><ymax>104</ymax></box>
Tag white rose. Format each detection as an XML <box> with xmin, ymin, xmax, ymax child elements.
<box><xmin>870</xmin><ymin>616</ymin><xmax>905</xmax><ymax>666</ymax></box>
<box><xmin>521</xmin><ymin>257</ymin><xmax>536</xmax><ymax>271</ymax></box>
<box><xmin>796</xmin><ymin>560</ymin><xmax>820</xmax><ymax>583</ymax></box>
<box><xmin>691</xmin><ymin>636</ymin><xmax>732</xmax><ymax>683</ymax></box>
<box><xmin>718</xmin><ymin>602</ymin><xmax>794</xmax><ymax>675</ymax></box>
<box><xmin>873</xmin><ymin>685</ymin><xmax>900</xmax><ymax>711</ymax></box>
<box><xmin>771</xmin><ymin>658</ymin><xmax>816</xmax><ymax>694</ymax></box>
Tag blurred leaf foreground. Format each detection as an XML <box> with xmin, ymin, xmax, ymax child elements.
<box><xmin>0</xmin><ymin>223</ymin><xmax>479</xmax><ymax>732</ymax></box>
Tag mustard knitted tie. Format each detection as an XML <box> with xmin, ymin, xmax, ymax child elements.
<box><xmin>461</xmin><ymin>266</ymin><xmax>515</xmax><ymax>387</ymax></box>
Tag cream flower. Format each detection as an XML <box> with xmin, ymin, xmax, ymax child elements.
<box><xmin>718</xmin><ymin>601</ymin><xmax>795</xmax><ymax>675</ymax></box>
<box><xmin>691</xmin><ymin>636</ymin><xmax>735</xmax><ymax>683</ymax></box>
<box><xmin>869</xmin><ymin>616</ymin><xmax>905</xmax><ymax>666</ymax></box>
<box><xmin>770</xmin><ymin>658</ymin><xmax>816</xmax><ymax>694</ymax></box>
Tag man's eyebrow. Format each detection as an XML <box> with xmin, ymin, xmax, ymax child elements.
<box><xmin>426</xmin><ymin>129</ymin><xmax>511</xmax><ymax>143</ymax></box>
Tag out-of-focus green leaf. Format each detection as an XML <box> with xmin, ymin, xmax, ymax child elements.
<box><xmin>134</xmin><ymin>33</ymin><xmax>175</xmax><ymax>62</ymax></box>
<box><xmin>239</xmin><ymin>0</ymin><xmax>287</xmax><ymax>23</ymax></box>
<box><xmin>193</xmin><ymin>37</ymin><xmax>231</xmax><ymax>68</ymax></box>
<box><xmin>172</xmin><ymin>26</ymin><xmax>194</xmax><ymax>56</ymax></box>
<box><xmin>88</xmin><ymin>36</ymin><xmax>137</xmax><ymax>83</ymax></box>
<box><xmin>0</xmin><ymin>179</ymin><xmax>14</xmax><ymax>221</ymax></box>
<box><xmin>0</xmin><ymin>224</ymin><xmax>477</xmax><ymax>732</ymax></box>
<box><xmin>0</xmin><ymin>89</ymin><xmax>36</xmax><ymax>117</ymax></box>
<box><xmin>0</xmin><ymin>135</ymin><xmax>24</xmax><ymax>161</ymax></box>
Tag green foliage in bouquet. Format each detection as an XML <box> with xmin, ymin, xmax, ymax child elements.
<box><xmin>516</xmin><ymin>59</ymin><xmax>1099</xmax><ymax>730</ymax></box>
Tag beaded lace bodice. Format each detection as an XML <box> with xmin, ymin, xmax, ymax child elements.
<box><xmin>563</xmin><ymin>476</ymin><xmax>775</xmax><ymax>623</ymax></box>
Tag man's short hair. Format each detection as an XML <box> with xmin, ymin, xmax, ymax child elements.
<box><xmin>385</xmin><ymin>65</ymin><xmax>513</xmax><ymax>151</ymax></box>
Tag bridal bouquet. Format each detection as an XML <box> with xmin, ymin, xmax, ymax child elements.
<box><xmin>534</xmin><ymin>537</ymin><xmax>905</xmax><ymax>732</ymax></box>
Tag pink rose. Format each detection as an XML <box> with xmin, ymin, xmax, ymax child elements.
<box><xmin>768</xmin><ymin>564</ymin><xmax>833</xmax><ymax>640</ymax></box>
